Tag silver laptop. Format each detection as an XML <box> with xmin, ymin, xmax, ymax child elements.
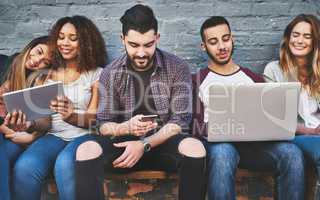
<box><xmin>207</xmin><ymin>82</ymin><xmax>301</xmax><ymax>142</ymax></box>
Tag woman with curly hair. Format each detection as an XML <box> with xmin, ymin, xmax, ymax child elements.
<box><xmin>12</xmin><ymin>15</ymin><xmax>107</xmax><ymax>200</ymax></box>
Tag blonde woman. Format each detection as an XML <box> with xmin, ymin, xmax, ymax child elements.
<box><xmin>0</xmin><ymin>36</ymin><xmax>52</xmax><ymax>200</ymax></box>
<box><xmin>264</xmin><ymin>14</ymin><xmax>320</xmax><ymax>198</ymax></box>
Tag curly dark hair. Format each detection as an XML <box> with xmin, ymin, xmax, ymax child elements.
<box><xmin>49</xmin><ymin>15</ymin><xmax>107</xmax><ymax>72</ymax></box>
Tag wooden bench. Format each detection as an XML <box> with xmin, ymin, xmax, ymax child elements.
<box><xmin>46</xmin><ymin>167</ymin><xmax>316</xmax><ymax>199</ymax></box>
<box><xmin>102</xmin><ymin>169</ymin><xmax>274</xmax><ymax>199</ymax></box>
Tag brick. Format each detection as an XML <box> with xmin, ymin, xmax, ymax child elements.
<box><xmin>8</xmin><ymin>0</ymin><xmax>57</xmax><ymax>6</ymax></box>
<box><xmin>0</xmin><ymin>22</ymin><xmax>16</xmax><ymax>36</ymax></box>
<box><xmin>214</xmin><ymin>2</ymin><xmax>252</xmax><ymax>17</ymax></box>
<box><xmin>0</xmin><ymin>4</ymin><xmax>20</xmax><ymax>21</ymax></box>
<box><xmin>14</xmin><ymin>20</ymin><xmax>49</xmax><ymax>38</ymax></box>
<box><xmin>161</xmin><ymin>20</ymin><xmax>195</xmax><ymax>36</ymax></box>
<box><xmin>55</xmin><ymin>0</ymin><xmax>124</xmax><ymax>5</ymax></box>
<box><xmin>290</xmin><ymin>2</ymin><xmax>320</xmax><ymax>15</ymax></box>
<box><xmin>235</xmin><ymin>31</ymin><xmax>283</xmax><ymax>46</ymax></box>
<box><xmin>155</xmin><ymin>3</ymin><xmax>215</xmax><ymax>19</ymax></box>
<box><xmin>239</xmin><ymin>60</ymin><xmax>271</xmax><ymax>74</ymax></box>
<box><xmin>0</xmin><ymin>0</ymin><xmax>320</xmax><ymax>73</ymax></box>
<box><xmin>68</xmin><ymin>4</ymin><xmax>132</xmax><ymax>19</ymax></box>
<box><xmin>233</xmin><ymin>45</ymin><xmax>279</xmax><ymax>61</ymax></box>
<box><xmin>250</xmin><ymin>2</ymin><xmax>292</xmax><ymax>16</ymax></box>
<box><xmin>230</xmin><ymin>16</ymin><xmax>293</xmax><ymax>31</ymax></box>
<box><xmin>94</xmin><ymin>18</ymin><xmax>122</xmax><ymax>34</ymax></box>
<box><xmin>103</xmin><ymin>33</ymin><xmax>122</xmax><ymax>48</ymax></box>
<box><xmin>160</xmin><ymin>33</ymin><xmax>201</xmax><ymax>47</ymax></box>
<box><xmin>28</xmin><ymin>5</ymin><xmax>69</xmax><ymax>21</ymax></box>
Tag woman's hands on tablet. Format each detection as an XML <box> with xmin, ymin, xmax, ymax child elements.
<box><xmin>50</xmin><ymin>96</ymin><xmax>74</xmax><ymax>120</ymax></box>
<box><xmin>4</xmin><ymin>110</ymin><xmax>32</xmax><ymax>132</ymax></box>
<box><xmin>0</xmin><ymin>111</ymin><xmax>37</xmax><ymax>144</ymax></box>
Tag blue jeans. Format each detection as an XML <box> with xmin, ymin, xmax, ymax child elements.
<box><xmin>205</xmin><ymin>141</ymin><xmax>304</xmax><ymax>200</ymax></box>
<box><xmin>0</xmin><ymin>134</ymin><xmax>24</xmax><ymax>200</ymax></box>
<box><xmin>12</xmin><ymin>134</ymin><xmax>94</xmax><ymax>200</ymax></box>
<box><xmin>293</xmin><ymin>135</ymin><xmax>320</xmax><ymax>177</ymax></box>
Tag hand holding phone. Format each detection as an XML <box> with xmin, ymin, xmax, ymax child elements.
<box><xmin>124</xmin><ymin>115</ymin><xmax>158</xmax><ymax>137</ymax></box>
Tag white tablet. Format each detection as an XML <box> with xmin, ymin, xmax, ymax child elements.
<box><xmin>3</xmin><ymin>81</ymin><xmax>64</xmax><ymax>121</ymax></box>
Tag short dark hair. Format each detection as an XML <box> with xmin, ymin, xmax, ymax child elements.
<box><xmin>120</xmin><ymin>4</ymin><xmax>158</xmax><ymax>36</ymax></box>
<box><xmin>200</xmin><ymin>16</ymin><xmax>231</xmax><ymax>42</ymax></box>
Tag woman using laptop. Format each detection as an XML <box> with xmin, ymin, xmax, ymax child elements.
<box><xmin>0</xmin><ymin>36</ymin><xmax>53</xmax><ymax>200</ymax></box>
<box><xmin>11</xmin><ymin>15</ymin><xmax>107</xmax><ymax>200</ymax></box>
<box><xmin>264</xmin><ymin>14</ymin><xmax>320</xmax><ymax>199</ymax></box>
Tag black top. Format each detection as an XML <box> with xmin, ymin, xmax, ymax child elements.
<box><xmin>128</xmin><ymin>63</ymin><xmax>157</xmax><ymax>116</ymax></box>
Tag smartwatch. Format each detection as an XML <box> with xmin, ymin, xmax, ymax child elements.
<box><xmin>141</xmin><ymin>138</ymin><xmax>151</xmax><ymax>152</ymax></box>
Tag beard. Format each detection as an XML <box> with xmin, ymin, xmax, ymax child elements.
<box><xmin>125</xmin><ymin>48</ymin><xmax>155</xmax><ymax>70</ymax></box>
<box><xmin>205</xmin><ymin>43</ymin><xmax>234</xmax><ymax>66</ymax></box>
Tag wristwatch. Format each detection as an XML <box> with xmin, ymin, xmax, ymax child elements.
<box><xmin>141</xmin><ymin>138</ymin><xmax>151</xmax><ymax>152</ymax></box>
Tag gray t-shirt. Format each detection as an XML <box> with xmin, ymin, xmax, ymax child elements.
<box><xmin>47</xmin><ymin>67</ymin><xmax>102</xmax><ymax>141</ymax></box>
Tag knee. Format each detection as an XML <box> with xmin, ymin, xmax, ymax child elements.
<box><xmin>277</xmin><ymin>143</ymin><xmax>305</xmax><ymax>172</ymax></box>
<box><xmin>54</xmin><ymin>151</ymin><xmax>73</xmax><ymax>173</ymax></box>
<box><xmin>178</xmin><ymin>138</ymin><xmax>206</xmax><ymax>158</ymax></box>
<box><xmin>207</xmin><ymin>143</ymin><xmax>238</xmax><ymax>160</ymax></box>
<box><xmin>207</xmin><ymin>143</ymin><xmax>239</xmax><ymax>171</ymax></box>
<box><xmin>76</xmin><ymin>141</ymin><xmax>102</xmax><ymax>161</ymax></box>
<box><xmin>14</xmin><ymin>156</ymin><xmax>38</xmax><ymax>181</ymax></box>
<box><xmin>282</xmin><ymin>143</ymin><xmax>304</xmax><ymax>163</ymax></box>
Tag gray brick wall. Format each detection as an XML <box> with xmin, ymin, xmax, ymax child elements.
<box><xmin>0</xmin><ymin>0</ymin><xmax>319</xmax><ymax>73</ymax></box>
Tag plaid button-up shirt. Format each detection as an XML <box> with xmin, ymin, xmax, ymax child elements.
<box><xmin>97</xmin><ymin>48</ymin><xmax>192</xmax><ymax>131</ymax></box>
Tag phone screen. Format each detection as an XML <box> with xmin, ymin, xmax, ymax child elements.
<box><xmin>140</xmin><ymin>115</ymin><xmax>158</xmax><ymax>122</ymax></box>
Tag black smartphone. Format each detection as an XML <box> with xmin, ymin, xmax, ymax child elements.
<box><xmin>140</xmin><ymin>115</ymin><xmax>158</xmax><ymax>122</ymax></box>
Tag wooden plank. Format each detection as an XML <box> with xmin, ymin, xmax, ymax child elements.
<box><xmin>105</xmin><ymin>170</ymin><xmax>178</xmax><ymax>180</ymax></box>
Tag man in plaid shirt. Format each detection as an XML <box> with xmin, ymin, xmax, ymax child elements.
<box><xmin>75</xmin><ymin>4</ymin><xmax>206</xmax><ymax>200</ymax></box>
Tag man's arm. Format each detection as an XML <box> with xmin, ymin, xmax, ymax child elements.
<box><xmin>96</xmin><ymin>68</ymin><xmax>121</xmax><ymax>131</ymax></box>
<box><xmin>144</xmin><ymin>123</ymin><xmax>181</xmax><ymax>147</ymax></box>
<box><xmin>99</xmin><ymin>122</ymin><xmax>128</xmax><ymax>136</ymax></box>
<box><xmin>100</xmin><ymin>115</ymin><xmax>157</xmax><ymax>137</ymax></box>
<box><xmin>144</xmin><ymin>62</ymin><xmax>192</xmax><ymax>147</ymax></box>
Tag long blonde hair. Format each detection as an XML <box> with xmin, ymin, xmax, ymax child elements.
<box><xmin>279</xmin><ymin>14</ymin><xmax>320</xmax><ymax>98</ymax></box>
<box><xmin>6</xmin><ymin>36</ymin><xmax>50</xmax><ymax>91</ymax></box>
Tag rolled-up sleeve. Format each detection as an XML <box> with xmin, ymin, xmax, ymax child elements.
<box><xmin>97</xmin><ymin>67</ymin><xmax>119</xmax><ymax>125</ymax></box>
<box><xmin>167</xmin><ymin>62</ymin><xmax>192</xmax><ymax>131</ymax></box>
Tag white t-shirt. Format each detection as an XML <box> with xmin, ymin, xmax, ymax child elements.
<box><xmin>199</xmin><ymin>68</ymin><xmax>254</xmax><ymax>123</ymax></box>
<box><xmin>46</xmin><ymin>67</ymin><xmax>102</xmax><ymax>141</ymax></box>
<box><xmin>264</xmin><ymin>61</ymin><xmax>320</xmax><ymax>128</ymax></box>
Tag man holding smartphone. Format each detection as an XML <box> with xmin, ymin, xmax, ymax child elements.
<box><xmin>74</xmin><ymin>4</ymin><xmax>206</xmax><ymax>200</ymax></box>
